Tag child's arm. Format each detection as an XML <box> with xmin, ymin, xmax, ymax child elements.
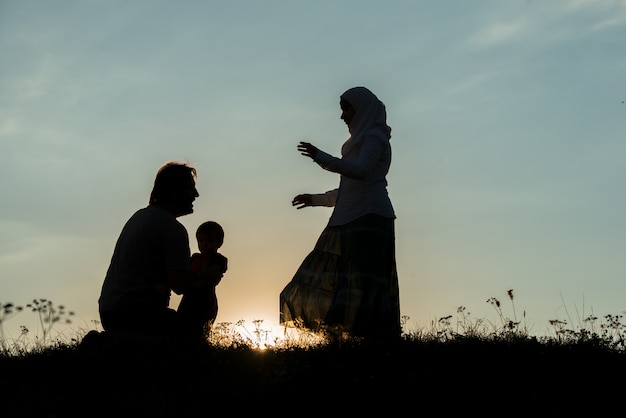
<box><xmin>216</xmin><ymin>253</ymin><xmax>228</xmax><ymax>273</ymax></box>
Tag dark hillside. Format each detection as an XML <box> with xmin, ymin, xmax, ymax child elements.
<box><xmin>2</xmin><ymin>336</ymin><xmax>624</xmax><ymax>417</ymax></box>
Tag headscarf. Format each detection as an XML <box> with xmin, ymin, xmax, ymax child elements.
<box><xmin>340</xmin><ymin>86</ymin><xmax>392</xmax><ymax>144</ymax></box>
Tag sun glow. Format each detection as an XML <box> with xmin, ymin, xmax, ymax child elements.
<box><xmin>210</xmin><ymin>318</ymin><xmax>326</xmax><ymax>349</ymax></box>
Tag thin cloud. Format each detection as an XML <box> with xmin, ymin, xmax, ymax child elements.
<box><xmin>592</xmin><ymin>14</ymin><xmax>626</xmax><ymax>30</ymax></box>
<box><xmin>0</xmin><ymin>116</ymin><xmax>19</xmax><ymax>136</ymax></box>
<box><xmin>565</xmin><ymin>0</ymin><xmax>626</xmax><ymax>30</ymax></box>
<box><xmin>466</xmin><ymin>21</ymin><xmax>526</xmax><ymax>49</ymax></box>
<box><xmin>566</xmin><ymin>0</ymin><xmax>604</xmax><ymax>11</ymax></box>
<box><xmin>465</xmin><ymin>1</ymin><xmax>626</xmax><ymax>51</ymax></box>
<box><xmin>14</xmin><ymin>71</ymin><xmax>48</xmax><ymax>100</ymax></box>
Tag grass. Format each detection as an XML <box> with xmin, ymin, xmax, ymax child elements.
<box><xmin>2</xmin><ymin>290</ymin><xmax>625</xmax><ymax>417</ymax></box>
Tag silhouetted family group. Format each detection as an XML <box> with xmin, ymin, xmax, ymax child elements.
<box><xmin>95</xmin><ymin>86</ymin><xmax>401</xmax><ymax>347</ymax></box>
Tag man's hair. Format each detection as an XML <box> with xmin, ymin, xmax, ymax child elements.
<box><xmin>197</xmin><ymin>221</ymin><xmax>224</xmax><ymax>243</ymax></box>
<box><xmin>149</xmin><ymin>161</ymin><xmax>197</xmax><ymax>205</ymax></box>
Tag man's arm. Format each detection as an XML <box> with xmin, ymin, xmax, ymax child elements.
<box><xmin>168</xmin><ymin>266</ymin><xmax>223</xmax><ymax>295</ymax></box>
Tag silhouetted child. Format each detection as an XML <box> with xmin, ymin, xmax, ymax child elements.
<box><xmin>178</xmin><ymin>221</ymin><xmax>228</xmax><ymax>338</ymax></box>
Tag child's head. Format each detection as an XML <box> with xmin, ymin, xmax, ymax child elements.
<box><xmin>196</xmin><ymin>221</ymin><xmax>224</xmax><ymax>254</ymax></box>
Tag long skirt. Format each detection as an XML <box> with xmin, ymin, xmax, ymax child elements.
<box><xmin>279</xmin><ymin>214</ymin><xmax>401</xmax><ymax>339</ymax></box>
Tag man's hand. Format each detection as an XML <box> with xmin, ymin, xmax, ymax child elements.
<box><xmin>200</xmin><ymin>263</ymin><xmax>224</xmax><ymax>287</ymax></box>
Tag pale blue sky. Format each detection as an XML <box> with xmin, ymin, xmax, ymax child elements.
<box><xmin>1</xmin><ymin>0</ymin><xmax>625</xmax><ymax>340</ymax></box>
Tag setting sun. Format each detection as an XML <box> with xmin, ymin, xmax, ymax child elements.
<box><xmin>209</xmin><ymin>317</ymin><xmax>326</xmax><ymax>349</ymax></box>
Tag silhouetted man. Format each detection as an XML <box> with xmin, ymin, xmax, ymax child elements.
<box><xmin>98</xmin><ymin>161</ymin><xmax>223</xmax><ymax>343</ymax></box>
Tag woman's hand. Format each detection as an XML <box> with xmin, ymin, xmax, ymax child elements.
<box><xmin>292</xmin><ymin>193</ymin><xmax>313</xmax><ymax>209</ymax></box>
<box><xmin>297</xmin><ymin>141</ymin><xmax>318</xmax><ymax>160</ymax></box>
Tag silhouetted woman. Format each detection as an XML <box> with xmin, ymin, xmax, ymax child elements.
<box><xmin>280</xmin><ymin>86</ymin><xmax>400</xmax><ymax>340</ymax></box>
